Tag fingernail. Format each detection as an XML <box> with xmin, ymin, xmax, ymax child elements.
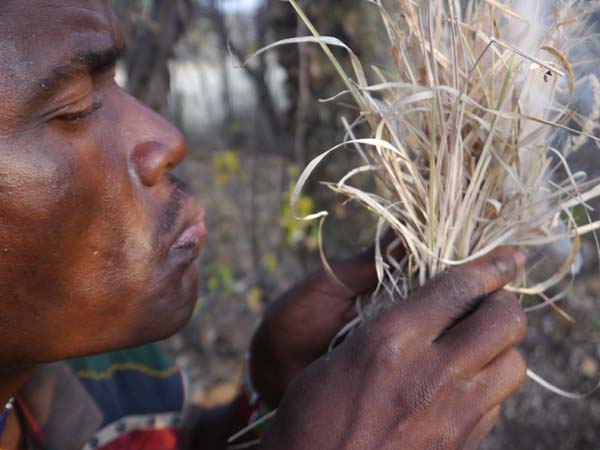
<box><xmin>513</xmin><ymin>251</ymin><xmax>526</xmax><ymax>269</ymax></box>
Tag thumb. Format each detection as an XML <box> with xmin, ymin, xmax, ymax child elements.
<box><xmin>323</xmin><ymin>230</ymin><xmax>404</xmax><ymax>298</ymax></box>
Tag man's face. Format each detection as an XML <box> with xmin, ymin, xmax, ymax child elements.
<box><xmin>0</xmin><ymin>0</ymin><xmax>206</xmax><ymax>369</ymax></box>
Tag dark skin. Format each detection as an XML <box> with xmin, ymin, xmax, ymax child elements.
<box><xmin>258</xmin><ymin>248</ymin><xmax>527</xmax><ymax>450</ymax></box>
<box><xmin>0</xmin><ymin>1</ymin><xmax>528</xmax><ymax>449</ymax></box>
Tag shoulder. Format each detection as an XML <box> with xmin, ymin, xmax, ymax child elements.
<box><xmin>21</xmin><ymin>344</ymin><xmax>189</xmax><ymax>450</ymax></box>
<box><xmin>69</xmin><ymin>344</ymin><xmax>188</xmax><ymax>450</ymax></box>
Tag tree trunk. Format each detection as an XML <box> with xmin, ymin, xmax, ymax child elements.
<box><xmin>123</xmin><ymin>0</ymin><xmax>192</xmax><ymax>115</ymax></box>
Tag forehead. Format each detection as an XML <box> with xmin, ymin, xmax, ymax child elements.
<box><xmin>0</xmin><ymin>0</ymin><xmax>121</xmax><ymax>104</ymax></box>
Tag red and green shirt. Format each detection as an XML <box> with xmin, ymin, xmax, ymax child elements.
<box><xmin>18</xmin><ymin>344</ymin><xmax>189</xmax><ymax>450</ymax></box>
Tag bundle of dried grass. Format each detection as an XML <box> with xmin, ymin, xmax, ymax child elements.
<box><xmin>281</xmin><ymin>0</ymin><xmax>599</xmax><ymax>306</ymax></box>
<box><xmin>257</xmin><ymin>0</ymin><xmax>600</xmax><ymax>396</ymax></box>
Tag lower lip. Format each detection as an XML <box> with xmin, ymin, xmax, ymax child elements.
<box><xmin>170</xmin><ymin>220</ymin><xmax>207</xmax><ymax>260</ymax></box>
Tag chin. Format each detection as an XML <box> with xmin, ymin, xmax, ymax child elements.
<box><xmin>122</xmin><ymin>261</ymin><xmax>201</xmax><ymax>349</ymax></box>
<box><xmin>152</xmin><ymin>293</ymin><xmax>198</xmax><ymax>342</ymax></box>
<box><xmin>151</xmin><ymin>262</ymin><xmax>200</xmax><ymax>340</ymax></box>
<box><xmin>29</xmin><ymin>263</ymin><xmax>201</xmax><ymax>366</ymax></box>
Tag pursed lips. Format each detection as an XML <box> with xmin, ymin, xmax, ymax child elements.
<box><xmin>169</xmin><ymin>195</ymin><xmax>206</xmax><ymax>255</ymax></box>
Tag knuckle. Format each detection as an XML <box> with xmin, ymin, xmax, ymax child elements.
<box><xmin>367</xmin><ymin>314</ymin><xmax>394</xmax><ymax>338</ymax></box>
<box><xmin>453</xmin><ymin>270</ymin><xmax>485</xmax><ymax>298</ymax></box>
<box><xmin>474</xmin><ymin>350</ymin><xmax>527</xmax><ymax>402</ymax></box>
<box><xmin>434</xmin><ymin>269</ymin><xmax>484</xmax><ymax>307</ymax></box>
<box><xmin>354</xmin><ymin>318</ymin><xmax>404</xmax><ymax>369</ymax></box>
<box><xmin>488</xmin><ymin>292</ymin><xmax>528</xmax><ymax>340</ymax></box>
<box><xmin>490</xmin><ymin>349</ymin><xmax>527</xmax><ymax>391</ymax></box>
<box><xmin>371</xmin><ymin>333</ymin><xmax>404</xmax><ymax>369</ymax></box>
<box><xmin>341</xmin><ymin>329</ymin><xmax>363</xmax><ymax>363</ymax></box>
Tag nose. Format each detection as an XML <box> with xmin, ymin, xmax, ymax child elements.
<box><xmin>130</xmin><ymin>120</ymin><xmax>187</xmax><ymax>187</ymax></box>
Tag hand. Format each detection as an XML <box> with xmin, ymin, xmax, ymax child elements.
<box><xmin>250</xmin><ymin>235</ymin><xmax>401</xmax><ymax>407</ymax></box>
<box><xmin>260</xmin><ymin>248</ymin><xmax>527</xmax><ymax>450</ymax></box>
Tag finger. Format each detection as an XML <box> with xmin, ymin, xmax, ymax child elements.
<box><xmin>437</xmin><ymin>290</ymin><xmax>527</xmax><ymax>376</ymax></box>
<box><xmin>259</xmin><ymin>233</ymin><xmax>404</xmax><ymax>363</ymax></box>
<box><xmin>395</xmin><ymin>247</ymin><xmax>525</xmax><ymax>341</ymax></box>
<box><xmin>468</xmin><ymin>348</ymin><xmax>527</xmax><ymax>415</ymax></box>
<box><xmin>461</xmin><ymin>406</ymin><xmax>501</xmax><ymax>450</ymax></box>
<box><xmin>318</xmin><ymin>230</ymin><xmax>405</xmax><ymax>298</ymax></box>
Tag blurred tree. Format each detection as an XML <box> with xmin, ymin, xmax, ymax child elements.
<box><xmin>268</xmin><ymin>0</ymin><xmax>383</xmax><ymax>260</ymax></box>
<box><xmin>268</xmin><ymin>0</ymin><xmax>374</xmax><ymax>164</ymax></box>
<box><xmin>194</xmin><ymin>0</ymin><xmax>290</xmax><ymax>155</ymax></box>
<box><xmin>112</xmin><ymin>0</ymin><xmax>193</xmax><ymax>115</ymax></box>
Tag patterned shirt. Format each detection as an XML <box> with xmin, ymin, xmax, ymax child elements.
<box><xmin>18</xmin><ymin>344</ymin><xmax>189</xmax><ymax>450</ymax></box>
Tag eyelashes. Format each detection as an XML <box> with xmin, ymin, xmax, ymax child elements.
<box><xmin>55</xmin><ymin>101</ymin><xmax>103</xmax><ymax>123</ymax></box>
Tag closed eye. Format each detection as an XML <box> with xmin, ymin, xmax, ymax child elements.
<box><xmin>56</xmin><ymin>101</ymin><xmax>103</xmax><ymax>123</ymax></box>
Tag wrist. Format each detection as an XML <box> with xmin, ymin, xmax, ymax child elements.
<box><xmin>249</xmin><ymin>331</ymin><xmax>291</xmax><ymax>408</ymax></box>
<box><xmin>184</xmin><ymin>402</ymin><xmax>246</xmax><ymax>450</ymax></box>
<box><xmin>227</xmin><ymin>368</ymin><xmax>276</xmax><ymax>449</ymax></box>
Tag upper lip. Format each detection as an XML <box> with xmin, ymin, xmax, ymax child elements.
<box><xmin>169</xmin><ymin>194</ymin><xmax>206</xmax><ymax>250</ymax></box>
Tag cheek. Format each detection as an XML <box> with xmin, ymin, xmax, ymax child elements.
<box><xmin>0</xmin><ymin>131</ymin><xmax>96</xmax><ymax>268</ymax></box>
<box><xmin>0</xmin><ymin>124</ymin><xmax>124</xmax><ymax>218</ymax></box>
<box><xmin>0</xmin><ymin>127</ymin><xmax>139</xmax><ymax>319</ymax></box>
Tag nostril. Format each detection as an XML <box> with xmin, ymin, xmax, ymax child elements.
<box><xmin>131</xmin><ymin>140</ymin><xmax>182</xmax><ymax>187</ymax></box>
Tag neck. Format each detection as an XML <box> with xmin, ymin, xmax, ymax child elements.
<box><xmin>0</xmin><ymin>369</ymin><xmax>33</xmax><ymax>407</ymax></box>
<box><xmin>0</xmin><ymin>369</ymin><xmax>31</xmax><ymax>450</ymax></box>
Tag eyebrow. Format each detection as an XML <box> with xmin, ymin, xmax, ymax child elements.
<box><xmin>33</xmin><ymin>43</ymin><xmax>126</xmax><ymax>103</ymax></box>
<box><xmin>78</xmin><ymin>43</ymin><xmax>126</xmax><ymax>76</ymax></box>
